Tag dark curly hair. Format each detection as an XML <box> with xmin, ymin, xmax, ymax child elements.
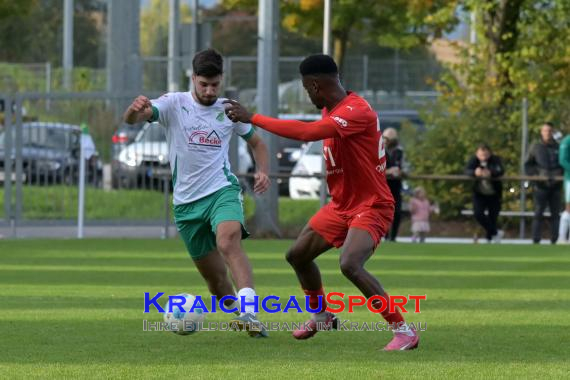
<box><xmin>193</xmin><ymin>49</ymin><xmax>223</xmax><ymax>77</ymax></box>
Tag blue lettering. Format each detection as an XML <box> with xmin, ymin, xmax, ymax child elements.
<box><xmin>262</xmin><ymin>295</ymin><xmax>281</xmax><ymax>313</ymax></box>
<box><xmin>239</xmin><ymin>295</ymin><xmax>259</xmax><ymax>313</ymax></box>
<box><xmin>144</xmin><ymin>292</ymin><xmax>164</xmax><ymax>313</ymax></box>
<box><xmin>305</xmin><ymin>295</ymin><xmax>323</xmax><ymax>313</ymax></box>
<box><xmin>283</xmin><ymin>297</ymin><xmax>303</xmax><ymax>313</ymax></box>
<box><xmin>168</xmin><ymin>295</ymin><xmax>186</xmax><ymax>313</ymax></box>
<box><xmin>189</xmin><ymin>295</ymin><xmax>209</xmax><ymax>313</ymax></box>
<box><xmin>219</xmin><ymin>295</ymin><xmax>238</xmax><ymax>314</ymax></box>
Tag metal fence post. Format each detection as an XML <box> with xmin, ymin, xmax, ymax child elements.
<box><xmin>14</xmin><ymin>96</ymin><xmax>24</xmax><ymax>238</ymax></box>
<box><xmin>519</xmin><ymin>97</ymin><xmax>529</xmax><ymax>239</ymax></box>
<box><xmin>2</xmin><ymin>95</ymin><xmax>13</xmax><ymax>230</ymax></box>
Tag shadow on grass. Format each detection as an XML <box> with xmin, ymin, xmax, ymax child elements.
<box><xmin>0</xmin><ymin>321</ymin><xmax>567</xmax><ymax>365</ymax></box>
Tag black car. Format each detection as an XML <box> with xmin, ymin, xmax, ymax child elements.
<box><xmin>0</xmin><ymin>122</ymin><xmax>102</xmax><ymax>186</ymax></box>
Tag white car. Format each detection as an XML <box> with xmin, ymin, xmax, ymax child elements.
<box><xmin>113</xmin><ymin>122</ymin><xmax>252</xmax><ymax>189</ymax></box>
<box><xmin>289</xmin><ymin>141</ymin><xmax>326</xmax><ymax>199</ymax></box>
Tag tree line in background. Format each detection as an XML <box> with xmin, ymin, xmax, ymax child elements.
<box><xmin>408</xmin><ymin>0</ymin><xmax>570</xmax><ymax>215</ymax></box>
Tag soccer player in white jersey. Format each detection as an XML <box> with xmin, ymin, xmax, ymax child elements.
<box><xmin>124</xmin><ymin>49</ymin><xmax>270</xmax><ymax>337</ymax></box>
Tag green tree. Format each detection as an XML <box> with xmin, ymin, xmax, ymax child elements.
<box><xmin>223</xmin><ymin>0</ymin><xmax>458</xmax><ymax>74</ymax></box>
<box><xmin>408</xmin><ymin>0</ymin><xmax>570</xmax><ymax>216</ymax></box>
<box><xmin>140</xmin><ymin>0</ymin><xmax>193</xmax><ymax>57</ymax></box>
<box><xmin>0</xmin><ymin>0</ymin><xmax>103</xmax><ymax>67</ymax></box>
<box><xmin>0</xmin><ymin>0</ymin><xmax>35</xmax><ymax>20</ymax></box>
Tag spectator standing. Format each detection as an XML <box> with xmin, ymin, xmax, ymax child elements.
<box><xmin>383</xmin><ymin>127</ymin><xmax>407</xmax><ymax>242</ymax></box>
<box><xmin>465</xmin><ymin>144</ymin><xmax>505</xmax><ymax>243</ymax></box>
<box><xmin>525</xmin><ymin>123</ymin><xmax>563</xmax><ymax>244</ymax></box>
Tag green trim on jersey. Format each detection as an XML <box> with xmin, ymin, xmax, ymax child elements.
<box><xmin>172</xmin><ymin>155</ymin><xmax>178</xmax><ymax>187</ymax></box>
<box><xmin>240</xmin><ymin>127</ymin><xmax>255</xmax><ymax>141</ymax></box>
<box><xmin>149</xmin><ymin>106</ymin><xmax>159</xmax><ymax>122</ymax></box>
<box><xmin>222</xmin><ymin>161</ymin><xmax>240</xmax><ymax>187</ymax></box>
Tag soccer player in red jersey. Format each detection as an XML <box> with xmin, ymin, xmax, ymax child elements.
<box><xmin>224</xmin><ymin>54</ymin><xmax>419</xmax><ymax>351</ymax></box>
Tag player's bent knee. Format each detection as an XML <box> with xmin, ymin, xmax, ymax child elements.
<box><xmin>216</xmin><ymin>234</ymin><xmax>241</xmax><ymax>256</ymax></box>
<box><xmin>285</xmin><ymin>246</ymin><xmax>305</xmax><ymax>267</ymax></box>
<box><xmin>339</xmin><ymin>258</ymin><xmax>361</xmax><ymax>279</ymax></box>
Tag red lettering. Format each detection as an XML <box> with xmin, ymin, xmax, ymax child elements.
<box><xmin>348</xmin><ymin>295</ymin><xmax>366</xmax><ymax>312</ymax></box>
<box><xmin>325</xmin><ymin>292</ymin><xmax>345</xmax><ymax>313</ymax></box>
<box><xmin>367</xmin><ymin>295</ymin><xmax>386</xmax><ymax>313</ymax></box>
<box><xmin>389</xmin><ymin>295</ymin><xmax>408</xmax><ymax>313</ymax></box>
<box><xmin>408</xmin><ymin>295</ymin><xmax>426</xmax><ymax>313</ymax></box>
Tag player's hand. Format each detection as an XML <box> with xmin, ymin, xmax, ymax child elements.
<box><xmin>223</xmin><ymin>99</ymin><xmax>253</xmax><ymax>124</ymax></box>
<box><xmin>253</xmin><ymin>171</ymin><xmax>270</xmax><ymax>194</ymax></box>
<box><xmin>130</xmin><ymin>95</ymin><xmax>152</xmax><ymax>114</ymax></box>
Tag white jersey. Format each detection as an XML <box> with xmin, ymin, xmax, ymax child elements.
<box><xmin>150</xmin><ymin>92</ymin><xmax>254</xmax><ymax>205</ymax></box>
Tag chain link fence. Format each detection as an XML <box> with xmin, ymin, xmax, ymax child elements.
<box><xmin>4</xmin><ymin>57</ymin><xmax>563</xmax><ymax>241</ymax></box>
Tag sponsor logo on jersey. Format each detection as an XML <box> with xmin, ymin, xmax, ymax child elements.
<box><xmin>181</xmin><ymin>106</ymin><xmax>190</xmax><ymax>115</ymax></box>
<box><xmin>189</xmin><ymin>130</ymin><xmax>222</xmax><ymax>148</ymax></box>
<box><xmin>332</xmin><ymin>116</ymin><xmax>348</xmax><ymax>128</ymax></box>
<box><xmin>376</xmin><ymin>162</ymin><xmax>386</xmax><ymax>173</ymax></box>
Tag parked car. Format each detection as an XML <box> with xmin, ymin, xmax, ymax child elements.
<box><xmin>289</xmin><ymin>141</ymin><xmax>324</xmax><ymax>199</ymax></box>
<box><xmin>288</xmin><ymin>110</ymin><xmax>424</xmax><ymax>199</ymax></box>
<box><xmin>274</xmin><ymin>113</ymin><xmax>320</xmax><ymax>195</ymax></box>
<box><xmin>112</xmin><ymin>122</ymin><xmax>168</xmax><ymax>189</ymax></box>
<box><xmin>112</xmin><ymin>122</ymin><xmax>253</xmax><ymax>190</ymax></box>
<box><xmin>111</xmin><ymin>122</ymin><xmax>144</xmax><ymax>160</ymax></box>
<box><xmin>0</xmin><ymin>122</ymin><xmax>102</xmax><ymax>186</ymax></box>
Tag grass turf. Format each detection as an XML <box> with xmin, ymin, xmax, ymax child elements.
<box><xmin>0</xmin><ymin>186</ymin><xmax>319</xmax><ymax>225</ymax></box>
<box><xmin>0</xmin><ymin>239</ymin><xmax>569</xmax><ymax>379</ymax></box>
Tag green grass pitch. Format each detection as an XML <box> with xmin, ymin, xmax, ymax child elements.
<box><xmin>1</xmin><ymin>239</ymin><xmax>569</xmax><ymax>379</ymax></box>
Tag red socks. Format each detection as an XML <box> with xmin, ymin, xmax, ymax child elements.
<box><xmin>371</xmin><ymin>292</ymin><xmax>405</xmax><ymax>325</ymax></box>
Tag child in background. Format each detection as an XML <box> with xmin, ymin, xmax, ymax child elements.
<box><xmin>409</xmin><ymin>187</ymin><xmax>438</xmax><ymax>243</ymax></box>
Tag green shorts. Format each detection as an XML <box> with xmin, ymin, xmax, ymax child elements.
<box><xmin>174</xmin><ymin>185</ymin><xmax>249</xmax><ymax>260</ymax></box>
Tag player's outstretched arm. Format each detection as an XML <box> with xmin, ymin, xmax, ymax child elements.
<box><xmin>223</xmin><ymin>99</ymin><xmax>339</xmax><ymax>142</ymax></box>
<box><xmin>124</xmin><ymin>95</ymin><xmax>153</xmax><ymax>124</ymax></box>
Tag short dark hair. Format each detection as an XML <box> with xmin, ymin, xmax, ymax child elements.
<box><xmin>299</xmin><ymin>54</ymin><xmax>338</xmax><ymax>76</ymax></box>
<box><xmin>477</xmin><ymin>143</ymin><xmax>491</xmax><ymax>153</ymax></box>
<box><xmin>193</xmin><ymin>49</ymin><xmax>223</xmax><ymax>77</ymax></box>
<box><xmin>543</xmin><ymin>122</ymin><xmax>554</xmax><ymax>128</ymax></box>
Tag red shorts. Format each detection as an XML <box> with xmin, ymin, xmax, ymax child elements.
<box><xmin>308</xmin><ymin>202</ymin><xmax>394</xmax><ymax>248</ymax></box>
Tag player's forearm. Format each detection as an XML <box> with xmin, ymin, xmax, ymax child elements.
<box><xmin>123</xmin><ymin>109</ymin><xmax>138</xmax><ymax>124</ymax></box>
<box><xmin>251</xmin><ymin>140</ymin><xmax>269</xmax><ymax>174</ymax></box>
<box><xmin>123</xmin><ymin>107</ymin><xmax>152</xmax><ymax>124</ymax></box>
<box><xmin>251</xmin><ymin>114</ymin><xmax>338</xmax><ymax>142</ymax></box>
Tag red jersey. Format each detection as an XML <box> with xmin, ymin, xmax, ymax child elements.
<box><xmin>321</xmin><ymin>92</ymin><xmax>394</xmax><ymax>212</ymax></box>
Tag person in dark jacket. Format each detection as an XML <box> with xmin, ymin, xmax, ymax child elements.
<box><xmin>525</xmin><ymin>122</ymin><xmax>563</xmax><ymax>244</ymax></box>
<box><xmin>465</xmin><ymin>144</ymin><xmax>505</xmax><ymax>242</ymax></box>
<box><xmin>383</xmin><ymin>127</ymin><xmax>407</xmax><ymax>242</ymax></box>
